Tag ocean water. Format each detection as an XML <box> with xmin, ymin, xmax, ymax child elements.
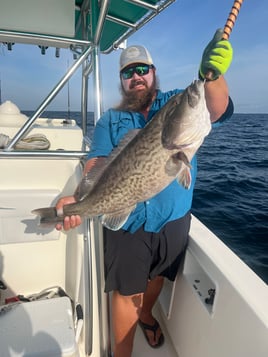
<box><xmin>24</xmin><ymin>111</ymin><xmax>268</xmax><ymax>283</ymax></box>
<box><xmin>192</xmin><ymin>113</ymin><xmax>268</xmax><ymax>284</ymax></box>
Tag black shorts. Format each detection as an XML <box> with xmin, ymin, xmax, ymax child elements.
<box><xmin>103</xmin><ymin>212</ymin><xmax>191</xmax><ymax>295</ymax></box>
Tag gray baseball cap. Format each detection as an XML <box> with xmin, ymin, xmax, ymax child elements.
<box><xmin>120</xmin><ymin>45</ymin><xmax>154</xmax><ymax>71</ymax></box>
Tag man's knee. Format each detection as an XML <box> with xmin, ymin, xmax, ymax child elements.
<box><xmin>113</xmin><ymin>290</ymin><xmax>144</xmax><ymax>309</ymax></box>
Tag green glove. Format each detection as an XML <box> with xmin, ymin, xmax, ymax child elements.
<box><xmin>199</xmin><ymin>29</ymin><xmax>233</xmax><ymax>80</ymax></box>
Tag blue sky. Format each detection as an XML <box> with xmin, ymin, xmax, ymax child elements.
<box><xmin>0</xmin><ymin>0</ymin><xmax>267</xmax><ymax>113</ymax></box>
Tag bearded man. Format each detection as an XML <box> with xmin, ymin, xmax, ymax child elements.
<box><xmin>56</xmin><ymin>33</ymin><xmax>234</xmax><ymax>357</ymax></box>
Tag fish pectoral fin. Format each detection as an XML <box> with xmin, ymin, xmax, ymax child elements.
<box><xmin>166</xmin><ymin>152</ymin><xmax>192</xmax><ymax>189</ymax></box>
<box><xmin>101</xmin><ymin>205</ymin><xmax>136</xmax><ymax>231</ymax></box>
<box><xmin>177</xmin><ymin>167</ymin><xmax>192</xmax><ymax>190</ymax></box>
<box><xmin>165</xmin><ymin>151</ymin><xmax>191</xmax><ymax>175</ymax></box>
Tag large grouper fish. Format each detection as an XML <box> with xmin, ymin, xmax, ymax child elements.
<box><xmin>32</xmin><ymin>80</ymin><xmax>211</xmax><ymax>230</ymax></box>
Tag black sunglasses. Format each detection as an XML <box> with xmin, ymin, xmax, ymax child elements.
<box><xmin>121</xmin><ymin>64</ymin><xmax>154</xmax><ymax>79</ymax></box>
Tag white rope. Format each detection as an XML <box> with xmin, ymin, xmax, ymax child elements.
<box><xmin>0</xmin><ymin>133</ymin><xmax>9</xmax><ymax>148</ymax></box>
<box><xmin>0</xmin><ymin>133</ymin><xmax>50</xmax><ymax>150</ymax></box>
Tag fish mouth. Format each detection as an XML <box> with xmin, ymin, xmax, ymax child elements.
<box><xmin>191</xmin><ymin>79</ymin><xmax>204</xmax><ymax>90</ymax></box>
<box><xmin>186</xmin><ymin>80</ymin><xmax>204</xmax><ymax>108</ymax></box>
<box><xmin>191</xmin><ymin>79</ymin><xmax>204</xmax><ymax>92</ymax></box>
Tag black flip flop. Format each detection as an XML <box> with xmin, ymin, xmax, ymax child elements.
<box><xmin>138</xmin><ymin>318</ymin><xmax>165</xmax><ymax>348</ymax></box>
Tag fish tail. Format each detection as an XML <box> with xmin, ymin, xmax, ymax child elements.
<box><xmin>31</xmin><ymin>207</ymin><xmax>64</xmax><ymax>226</ymax></box>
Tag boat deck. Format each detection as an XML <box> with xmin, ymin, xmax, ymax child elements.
<box><xmin>132</xmin><ymin>305</ymin><xmax>178</xmax><ymax>357</ymax></box>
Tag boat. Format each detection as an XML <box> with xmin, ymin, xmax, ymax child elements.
<box><xmin>0</xmin><ymin>1</ymin><xmax>267</xmax><ymax>356</ymax></box>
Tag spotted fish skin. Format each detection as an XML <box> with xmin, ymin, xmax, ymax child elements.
<box><xmin>32</xmin><ymin>80</ymin><xmax>211</xmax><ymax>230</ymax></box>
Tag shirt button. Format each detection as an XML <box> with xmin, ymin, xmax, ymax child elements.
<box><xmin>146</xmin><ymin>201</ymin><xmax>150</xmax><ymax>205</ymax></box>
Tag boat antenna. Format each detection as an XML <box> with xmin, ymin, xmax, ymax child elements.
<box><xmin>62</xmin><ymin>61</ymin><xmax>72</xmax><ymax>125</ymax></box>
<box><xmin>0</xmin><ymin>75</ymin><xmax>2</xmax><ymax>105</ymax></box>
<box><xmin>67</xmin><ymin>60</ymin><xmax>71</xmax><ymax>120</ymax></box>
<box><xmin>206</xmin><ymin>0</ymin><xmax>244</xmax><ymax>80</ymax></box>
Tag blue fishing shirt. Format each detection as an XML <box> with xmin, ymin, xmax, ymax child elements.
<box><xmin>87</xmin><ymin>89</ymin><xmax>233</xmax><ymax>233</ymax></box>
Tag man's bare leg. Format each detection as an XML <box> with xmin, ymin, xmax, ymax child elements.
<box><xmin>112</xmin><ymin>276</ymin><xmax>164</xmax><ymax>356</ymax></box>
<box><xmin>139</xmin><ymin>276</ymin><xmax>164</xmax><ymax>347</ymax></box>
<box><xmin>112</xmin><ymin>291</ymin><xmax>143</xmax><ymax>357</ymax></box>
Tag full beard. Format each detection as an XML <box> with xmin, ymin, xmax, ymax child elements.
<box><xmin>115</xmin><ymin>75</ymin><xmax>159</xmax><ymax>112</ymax></box>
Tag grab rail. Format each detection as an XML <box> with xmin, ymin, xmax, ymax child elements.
<box><xmin>0</xmin><ymin>150</ymin><xmax>88</xmax><ymax>159</ymax></box>
<box><xmin>4</xmin><ymin>45</ymin><xmax>93</xmax><ymax>152</ymax></box>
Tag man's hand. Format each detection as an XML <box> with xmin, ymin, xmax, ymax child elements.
<box><xmin>55</xmin><ymin>195</ymin><xmax>82</xmax><ymax>231</ymax></box>
<box><xmin>199</xmin><ymin>29</ymin><xmax>233</xmax><ymax>81</ymax></box>
<box><xmin>55</xmin><ymin>157</ymin><xmax>101</xmax><ymax>231</ymax></box>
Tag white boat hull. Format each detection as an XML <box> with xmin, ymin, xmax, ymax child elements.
<box><xmin>0</xmin><ymin>111</ymin><xmax>267</xmax><ymax>357</ymax></box>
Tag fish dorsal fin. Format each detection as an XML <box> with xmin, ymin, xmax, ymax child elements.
<box><xmin>101</xmin><ymin>205</ymin><xmax>136</xmax><ymax>231</ymax></box>
<box><xmin>75</xmin><ymin>157</ymin><xmax>107</xmax><ymax>200</ymax></box>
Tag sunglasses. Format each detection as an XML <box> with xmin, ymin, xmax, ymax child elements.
<box><xmin>121</xmin><ymin>64</ymin><xmax>154</xmax><ymax>79</ymax></box>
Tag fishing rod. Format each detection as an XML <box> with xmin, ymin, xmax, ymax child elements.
<box><xmin>206</xmin><ymin>0</ymin><xmax>244</xmax><ymax>80</ymax></box>
<box><xmin>222</xmin><ymin>0</ymin><xmax>244</xmax><ymax>40</ymax></box>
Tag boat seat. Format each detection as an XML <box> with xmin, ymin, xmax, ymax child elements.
<box><xmin>0</xmin><ymin>297</ymin><xmax>79</xmax><ymax>357</ymax></box>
